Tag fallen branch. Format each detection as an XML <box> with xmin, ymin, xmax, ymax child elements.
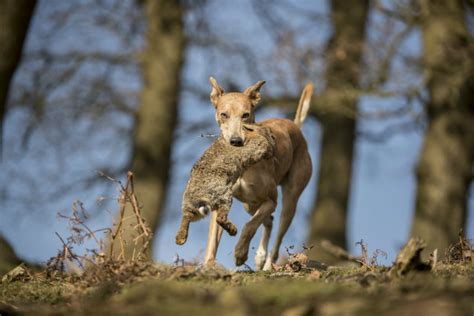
<box><xmin>320</xmin><ymin>239</ymin><xmax>360</xmax><ymax>262</ymax></box>
<box><xmin>320</xmin><ymin>239</ymin><xmax>376</xmax><ymax>271</ymax></box>
<box><xmin>389</xmin><ymin>237</ymin><xmax>430</xmax><ymax>277</ymax></box>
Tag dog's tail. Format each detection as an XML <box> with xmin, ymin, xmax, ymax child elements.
<box><xmin>294</xmin><ymin>82</ymin><xmax>314</xmax><ymax>128</ymax></box>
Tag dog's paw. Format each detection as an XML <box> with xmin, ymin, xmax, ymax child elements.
<box><xmin>234</xmin><ymin>246</ymin><xmax>249</xmax><ymax>266</ymax></box>
<box><xmin>262</xmin><ymin>258</ymin><xmax>273</xmax><ymax>271</ymax></box>
<box><xmin>254</xmin><ymin>251</ymin><xmax>267</xmax><ymax>271</ymax></box>
<box><xmin>235</xmin><ymin>254</ymin><xmax>248</xmax><ymax>266</ymax></box>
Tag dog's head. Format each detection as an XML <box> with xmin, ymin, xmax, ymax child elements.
<box><xmin>209</xmin><ymin>77</ymin><xmax>265</xmax><ymax>146</ymax></box>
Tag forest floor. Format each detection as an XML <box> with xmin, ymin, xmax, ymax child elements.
<box><xmin>2</xmin><ymin>178</ymin><xmax>472</xmax><ymax>315</ymax></box>
<box><xmin>0</xmin><ymin>245</ymin><xmax>472</xmax><ymax>316</ymax></box>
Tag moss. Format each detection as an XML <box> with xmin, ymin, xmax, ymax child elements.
<box><xmin>110</xmin><ymin>280</ymin><xmax>222</xmax><ymax>316</ymax></box>
<box><xmin>0</xmin><ymin>263</ymin><xmax>472</xmax><ymax>315</ymax></box>
<box><xmin>0</xmin><ymin>279</ymin><xmax>70</xmax><ymax>305</ymax></box>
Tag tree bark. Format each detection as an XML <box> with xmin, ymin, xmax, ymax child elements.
<box><xmin>0</xmin><ymin>235</ymin><xmax>20</xmax><ymax>275</ymax></box>
<box><xmin>114</xmin><ymin>0</ymin><xmax>184</xmax><ymax>259</ymax></box>
<box><xmin>0</xmin><ymin>0</ymin><xmax>36</xmax><ymax>153</ymax></box>
<box><xmin>307</xmin><ymin>0</ymin><xmax>369</xmax><ymax>263</ymax></box>
<box><xmin>410</xmin><ymin>0</ymin><xmax>474</xmax><ymax>257</ymax></box>
<box><xmin>0</xmin><ymin>0</ymin><xmax>36</xmax><ymax>273</ymax></box>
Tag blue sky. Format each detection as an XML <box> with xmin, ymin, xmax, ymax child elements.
<box><xmin>1</xmin><ymin>0</ymin><xmax>472</xmax><ymax>269</ymax></box>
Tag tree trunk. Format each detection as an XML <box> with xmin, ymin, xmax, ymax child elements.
<box><xmin>0</xmin><ymin>235</ymin><xmax>20</xmax><ymax>275</ymax></box>
<box><xmin>410</xmin><ymin>0</ymin><xmax>474</xmax><ymax>257</ymax></box>
<box><xmin>114</xmin><ymin>0</ymin><xmax>184</xmax><ymax>259</ymax></box>
<box><xmin>0</xmin><ymin>0</ymin><xmax>36</xmax><ymax>153</ymax></box>
<box><xmin>307</xmin><ymin>0</ymin><xmax>369</xmax><ymax>263</ymax></box>
<box><xmin>0</xmin><ymin>0</ymin><xmax>36</xmax><ymax>273</ymax></box>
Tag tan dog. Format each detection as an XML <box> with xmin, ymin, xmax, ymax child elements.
<box><xmin>205</xmin><ymin>77</ymin><xmax>313</xmax><ymax>270</ymax></box>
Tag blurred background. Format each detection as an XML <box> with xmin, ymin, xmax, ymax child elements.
<box><xmin>0</xmin><ymin>0</ymin><xmax>473</xmax><ymax>271</ymax></box>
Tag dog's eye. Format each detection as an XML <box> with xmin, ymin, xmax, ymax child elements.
<box><xmin>242</xmin><ymin>113</ymin><xmax>250</xmax><ymax>119</ymax></box>
<box><xmin>220</xmin><ymin>112</ymin><xmax>228</xmax><ymax>119</ymax></box>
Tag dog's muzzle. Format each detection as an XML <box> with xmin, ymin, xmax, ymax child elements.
<box><xmin>230</xmin><ymin>136</ymin><xmax>244</xmax><ymax>146</ymax></box>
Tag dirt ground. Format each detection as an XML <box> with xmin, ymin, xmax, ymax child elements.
<box><xmin>0</xmin><ymin>258</ymin><xmax>472</xmax><ymax>316</ymax></box>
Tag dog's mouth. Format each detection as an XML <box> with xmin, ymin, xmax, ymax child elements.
<box><xmin>243</xmin><ymin>124</ymin><xmax>254</xmax><ymax>132</ymax></box>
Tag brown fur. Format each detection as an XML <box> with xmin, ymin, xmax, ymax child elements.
<box><xmin>175</xmin><ymin>124</ymin><xmax>276</xmax><ymax>245</ymax></box>
<box><xmin>205</xmin><ymin>78</ymin><xmax>313</xmax><ymax>270</ymax></box>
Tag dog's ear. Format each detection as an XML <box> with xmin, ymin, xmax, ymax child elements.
<box><xmin>243</xmin><ymin>80</ymin><xmax>266</xmax><ymax>107</ymax></box>
<box><xmin>209</xmin><ymin>77</ymin><xmax>224</xmax><ymax>108</ymax></box>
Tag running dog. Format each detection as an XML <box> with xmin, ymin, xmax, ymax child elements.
<box><xmin>205</xmin><ymin>77</ymin><xmax>313</xmax><ymax>270</ymax></box>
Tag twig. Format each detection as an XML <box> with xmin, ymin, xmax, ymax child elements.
<box><xmin>356</xmin><ymin>239</ymin><xmax>369</xmax><ymax>264</ymax></box>
<box><xmin>127</xmin><ymin>171</ymin><xmax>152</xmax><ymax>259</ymax></box>
<box><xmin>109</xmin><ymin>185</ymin><xmax>127</xmax><ymax>258</ymax></box>
<box><xmin>48</xmin><ymin>170</ymin><xmax>153</xmax><ymax>273</ymax></box>
<box><xmin>200</xmin><ymin>133</ymin><xmax>218</xmax><ymax>138</ymax></box>
<box><xmin>108</xmin><ymin>171</ymin><xmax>152</xmax><ymax>261</ymax></box>
<box><xmin>128</xmin><ymin>172</ymin><xmax>150</xmax><ymax>238</ymax></box>
<box><xmin>55</xmin><ymin>232</ymin><xmax>85</xmax><ymax>270</ymax></box>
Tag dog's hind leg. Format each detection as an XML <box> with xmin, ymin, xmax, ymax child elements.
<box><xmin>264</xmin><ymin>187</ymin><xmax>300</xmax><ymax>270</ymax></box>
<box><xmin>264</xmin><ymin>147</ymin><xmax>311</xmax><ymax>271</ymax></box>
<box><xmin>204</xmin><ymin>211</ymin><xmax>223</xmax><ymax>266</ymax></box>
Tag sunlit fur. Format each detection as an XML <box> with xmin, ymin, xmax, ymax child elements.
<box><xmin>205</xmin><ymin>77</ymin><xmax>314</xmax><ymax>270</ymax></box>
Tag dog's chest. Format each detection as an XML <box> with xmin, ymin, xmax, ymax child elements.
<box><xmin>232</xmin><ymin>177</ymin><xmax>258</xmax><ymax>204</ymax></box>
<box><xmin>232</xmin><ymin>163</ymin><xmax>275</xmax><ymax>205</ymax></box>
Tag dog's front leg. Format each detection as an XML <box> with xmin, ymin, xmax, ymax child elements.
<box><xmin>234</xmin><ymin>199</ymin><xmax>277</xmax><ymax>266</ymax></box>
<box><xmin>204</xmin><ymin>211</ymin><xmax>223</xmax><ymax>266</ymax></box>
<box><xmin>255</xmin><ymin>215</ymin><xmax>273</xmax><ymax>270</ymax></box>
